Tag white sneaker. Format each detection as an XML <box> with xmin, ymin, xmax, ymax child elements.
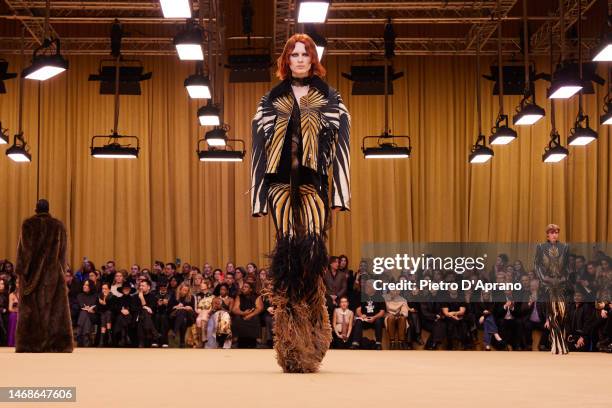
<box><xmin>161</xmin><ymin>344</ymin><xmax>169</xmax><ymax>348</ymax></box>
<box><xmin>151</xmin><ymin>343</ymin><xmax>159</xmax><ymax>348</ymax></box>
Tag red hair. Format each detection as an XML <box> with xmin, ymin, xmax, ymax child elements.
<box><xmin>275</xmin><ymin>33</ymin><xmax>326</xmax><ymax>80</ymax></box>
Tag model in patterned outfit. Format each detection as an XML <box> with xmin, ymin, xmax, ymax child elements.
<box><xmin>534</xmin><ymin>224</ymin><xmax>570</xmax><ymax>355</ymax></box>
<box><xmin>251</xmin><ymin>34</ymin><xmax>350</xmax><ymax>373</ymax></box>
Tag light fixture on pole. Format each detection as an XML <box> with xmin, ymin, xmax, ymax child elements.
<box><xmin>361</xmin><ymin>21</ymin><xmax>411</xmax><ymax>160</ymax></box>
<box><xmin>198</xmin><ymin>102</ymin><xmax>221</xmax><ymax>126</ymax></box>
<box><xmin>543</xmin><ymin>27</ymin><xmax>567</xmax><ymax>163</ymax></box>
<box><xmin>197</xmin><ymin>127</ymin><xmax>245</xmax><ymax>162</ymax></box>
<box><xmin>185</xmin><ymin>61</ymin><xmax>211</xmax><ymax>99</ymax></box>
<box><xmin>513</xmin><ymin>0</ymin><xmax>545</xmax><ymax>126</ymax></box>
<box><xmin>174</xmin><ymin>21</ymin><xmax>204</xmax><ymax>61</ymax></box>
<box><xmin>362</xmin><ymin>133</ymin><xmax>411</xmax><ymax>159</ymax></box>
<box><xmin>23</xmin><ymin>39</ymin><xmax>68</xmax><ymax>81</ymax></box>
<box><xmin>159</xmin><ymin>0</ymin><xmax>192</xmax><ymax>18</ymax></box>
<box><xmin>469</xmin><ymin>33</ymin><xmax>493</xmax><ymax>164</ymax></box>
<box><xmin>568</xmin><ymin>0</ymin><xmax>597</xmax><ymax>147</ymax></box>
<box><xmin>547</xmin><ymin>0</ymin><xmax>582</xmax><ymax>99</ymax></box>
<box><xmin>489</xmin><ymin>1</ymin><xmax>517</xmax><ymax>146</ymax></box>
<box><xmin>297</xmin><ymin>1</ymin><xmax>330</xmax><ymax>23</ymax></box>
<box><xmin>23</xmin><ymin>1</ymin><xmax>68</xmax><ymax>81</ymax></box>
<box><xmin>542</xmin><ymin>130</ymin><xmax>568</xmax><ymax>162</ymax></box>
<box><xmin>90</xmin><ymin>45</ymin><xmax>140</xmax><ymax>159</ymax></box>
<box><xmin>204</xmin><ymin>126</ymin><xmax>227</xmax><ymax>147</ymax></box>
<box><xmin>8</xmin><ymin>28</ymin><xmax>31</xmax><ymax>163</ymax></box>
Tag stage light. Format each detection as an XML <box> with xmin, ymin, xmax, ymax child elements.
<box><xmin>174</xmin><ymin>23</ymin><xmax>204</xmax><ymax>61</ymax></box>
<box><xmin>341</xmin><ymin>65</ymin><xmax>404</xmax><ymax>95</ymax></box>
<box><xmin>489</xmin><ymin>116</ymin><xmax>517</xmax><ymax>145</ymax></box>
<box><xmin>198</xmin><ymin>103</ymin><xmax>221</xmax><ymax>126</ymax></box>
<box><xmin>513</xmin><ymin>101</ymin><xmax>545</xmax><ymax>125</ymax></box>
<box><xmin>0</xmin><ymin>123</ymin><xmax>8</xmax><ymax>145</ymax></box>
<box><xmin>88</xmin><ymin>61</ymin><xmax>152</xmax><ymax>95</ymax></box>
<box><xmin>592</xmin><ymin>34</ymin><xmax>612</xmax><ymax>61</ymax></box>
<box><xmin>196</xmin><ymin>134</ymin><xmax>246</xmax><ymax>162</ymax></box>
<box><xmin>568</xmin><ymin>115</ymin><xmax>597</xmax><ymax>146</ymax></box>
<box><xmin>0</xmin><ymin>59</ymin><xmax>17</xmax><ymax>94</ymax></box>
<box><xmin>184</xmin><ymin>73</ymin><xmax>211</xmax><ymax>99</ymax></box>
<box><xmin>361</xmin><ymin>134</ymin><xmax>411</xmax><ymax>159</ymax></box>
<box><xmin>198</xmin><ymin>150</ymin><xmax>244</xmax><ymax>162</ymax></box>
<box><xmin>297</xmin><ymin>1</ymin><xmax>330</xmax><ymax>23</ymax></box>
<box><xmin>205</xmin><ymin>127</ymin><xmax>227</xmax><ymax>147</ymax></box>
<box><xmin>90</xmin><ymin>134</ymin><xmax>139</xmax><ymax>159</ymax></box>
<box><xmin>547</xmin><ymin>74</ymin><xmax>582</xmax><ymax>99</ymax></box>
<box><xmin>542</xmin><ymin>131</ymin><xmax>568</xmax><ymax>163</ymax></box>
<box><xmin>159</xmin><ymin>0</ymin><xmax>191</xmax><ymax>18</ymax></box>
<box><xmin>363</xmin><ymin>144</ymin><xmax>410</xmax><ymax>159</ymax></box>
<box><xmin>23</xmin><ymin>39</ymin><xmax>68</xmax><ymax>81</ymax></box>
<box><xmin>6</xmin><ymin>133</ymin><xmax>31</xmax><ymax>162</ymax></box>
<box><xmin>469</xmin><ymin>135</ymin><xmax>494</xmax><ymax>164</ymax></box>
<box><xmin>227</xmin><ymin>52</ymin><xmax>272</xmax><ymax>83</ymax></box>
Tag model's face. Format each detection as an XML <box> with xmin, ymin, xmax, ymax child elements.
<box><xmin>289</xmin><ymin>42</ymin><xmax>311</xmax><ymax>78</ymax></box>
<box><xmin>547</xmin><ymin>230</ymin><xmax>559</xmax><ymax>243</ymax></box>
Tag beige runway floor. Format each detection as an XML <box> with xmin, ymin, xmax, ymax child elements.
<box><xmin>0</xmin><ymin>348</ymin><xmax>610</xmax><ymax>408</ymax></box>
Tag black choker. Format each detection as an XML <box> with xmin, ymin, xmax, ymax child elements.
<box><xmin>291</xmin><ymin>76</ymin><xmax>312</xmax><ymax>87</ymax></box>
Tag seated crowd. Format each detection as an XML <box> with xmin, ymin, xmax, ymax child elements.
<box><xmin>0</xmin><ymin>252</ymin><xmax>610</xmax><ymax>352</ymax></box>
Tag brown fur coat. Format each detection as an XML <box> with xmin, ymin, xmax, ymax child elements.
<box><xmin>15</xmin><ymin>213</ymin><xmax>73</xmax><ymax>352</ymax></box>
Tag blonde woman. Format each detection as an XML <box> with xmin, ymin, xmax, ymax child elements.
<box><xmin>169</xmin><ymin>283</ymin><xmax>195</xmax><ymax>348</ymax></box>
<box><xmin>195</xmin><ymin>281</ymin><xmax>215</xmax><ymax>347</ymax></box>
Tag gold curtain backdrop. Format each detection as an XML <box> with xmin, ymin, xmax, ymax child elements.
<box><xmin>0</xmin><ymin>54</ymin><xmax>610</xmax><ymax>270</ymax></box>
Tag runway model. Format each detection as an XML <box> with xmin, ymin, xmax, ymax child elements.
<box><xmin>14</xmin><ymin>199</ymin><xmax>74</xmax><ymax>352</ymax></box>
<box><xmin>251</xmin><ymin>33</ymin><xmax>351</xmax><ymax>372</ymax></box>
<box><xmin>534</xmin><ymin>224</ymin><xmax>570</xmax><ymax>355</ymax></box>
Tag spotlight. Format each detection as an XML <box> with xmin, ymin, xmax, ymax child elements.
<box><xmin>197</xmin><ymin>136</ymin><xmax>245</xmax><ymax>162</ymax></box>
<box><xmin>23</xmin><ymin>39</ymin><xmax>68</xmax><ymax>81</ymax></box>
<box><xmin>198</xmin><ymin>150</ymin><xmax>245</xmax><ymax>162</ymax></box>
<box><xmin>198</xmin><ymin>102</ymin><xmax>221</xmax><ymax>126</ymax></box>
<box><xmin>226</xmin><ymin>52</ymin><xmax>272</xmax><ymax>83</ymax></box>
<box><xmin>205</xmin><ymin>127</ymin><xmax>227</xmax><ymax>147</ymax></box>
<box><xmin>5</xmin><ymin>133</ymin><xmax>31</xmax><ymax>162</ymax></box>
<box><xmin>174</xmin><ymin>22</ymin><xmax>204</xmax><ymax>61</ymax></box>
<box><xmin>184</xmin><ymin>73</ymin><xmax>211</xmax><ymax>99</ymax></box>
<box><xmin>159</xmin><ymin>0</ymin><xmax>192</xmax><ymax>18</ymax></box>
<box><xmin>341</xmin><ymin>65</ymin><xmax>404</xmax><ymax>95</ymax></box>
<box><xmin>0</xmin><ymin>59</ymin><xmax>17</xmax><ymax>94</ymax></box>
<box><xmin>90</xmin><ymin>133</ymin><xmax>139</xmax><ymax>159</ymax></box>
<box><xmin>542</xmin><ymin>131</ymin><xmax>568</xmax><ymax>163</ymax></box>
<box><xmin>568</xmin><ymin>114</ymin><xmax>597</xmax><ymax>146</ymax></box>
<box><xmin>469</xmin><ymin>135</ymin><xmax>494</xmax><ymax>164</ymax></box>
<box><xmin>592</xmin><ymin>34</ymin><xmax>612</xmax><ymax>62</ymax></box>
<box><xmin>297</xmin><ymin>1</ymin><xmax>330</xmax><ymax>23</ymax></box>
<box><xmin>489</xmin><ymin>115</ymin><xmax>517</xmax><ymax>145</ymax></box>
<box><xmin>0</xmin><ymin>123</ymin><xmax>9</xmax><ymax>145</ymax></box>
<box><xmin>361</xmin><ymin>134</ymin><xmax>411</xmax><ymax>159</ymax></box>
<box><xmin>513</xmin><ymin>96</ymin><xmax>545</xmax><ymax>126</ymax></box>
<box><xmin>88</xmin><ymin>60</ymin><xmax>152</xmax><ymax>95</ymax></box>
<box><xmin>547</xmin><ymin>63</ymin><xmax>582</xmax><ymax>99</ymax></box>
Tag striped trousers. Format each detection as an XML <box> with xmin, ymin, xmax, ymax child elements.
<box><xmin>266</xmin><ymin>182</ymin><xmax>332</xmax><ymax>373</ymax></box>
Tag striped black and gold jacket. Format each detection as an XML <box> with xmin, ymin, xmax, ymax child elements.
<box><xmin>250</xmin><ymin>75</ymin><xmax>351</xmax><ymax>217</ymax></box>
